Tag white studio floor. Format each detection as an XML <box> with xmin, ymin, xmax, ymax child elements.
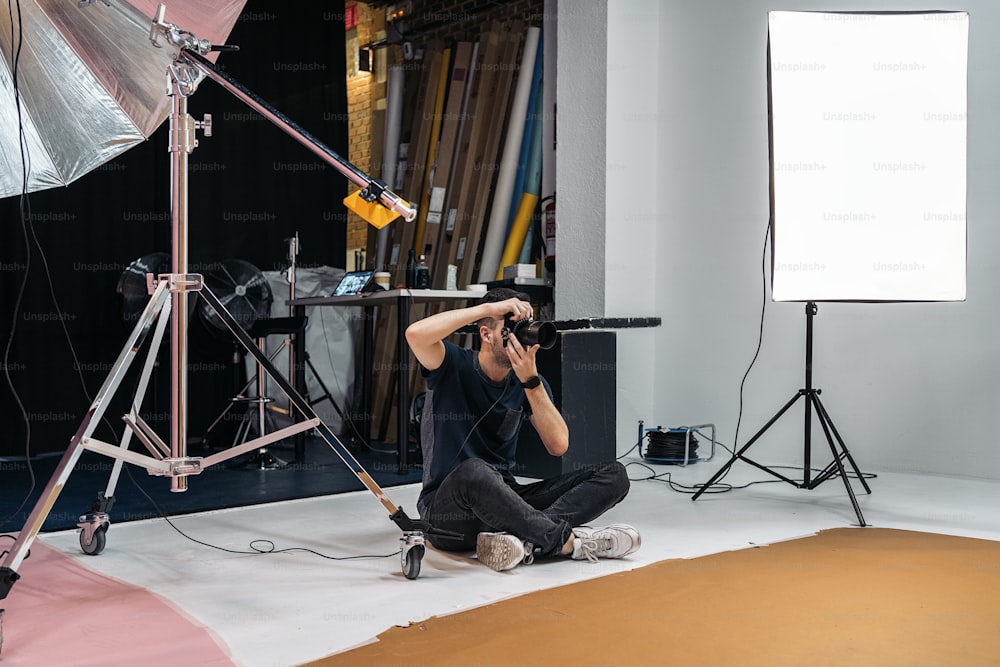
<box><xmin>8</xmin><ymin>455</ymin><xmax>1000</xmax><ymax>667</ymax></box>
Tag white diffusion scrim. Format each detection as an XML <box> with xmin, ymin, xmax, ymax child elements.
<box><xmin>768</xmin><ymin>11</ymin><xmax>968</xmax><ymax>302</ymax></box>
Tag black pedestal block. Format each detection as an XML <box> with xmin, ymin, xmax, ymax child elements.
<box><xmin>514</xmin><ymin>330</ymin><xmax>617</xmax><ymax>479</ymax></box>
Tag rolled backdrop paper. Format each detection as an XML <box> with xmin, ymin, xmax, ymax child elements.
<box><xmin>412</xmin><ymin>48</ymin><xmax>452</xmax><ymax>256</ymax></box>
<box><xmin>498</xmin><ymin>192</ymin><xmax>539</xmax><ymax>278</ymax></box>
<box><xmin>375</xmin><ymin>65</ymin><xmax>404</xmax><ymax>270</ymax></box>
<box><xmin>505</xmin><ymin>28</ymin><xmax>544</xmax><ymax>237</ymax></box>
<box><xmin>477</xmin><ymin>26</ymin><xmax>541</xmax><ymax>282</ymax></box>
<box><xmin>517</xmin><ymin>64</ymin><xmax>545</xmax><ymax>265</ymax></box>
<box><xmin>540</xmin><ymin>17</ymin><xmax>557</xmax><ymax>273</ymax></box>
<box><xmin>500</xmin><ymin>79</ymin><xmax>544</xmax><ymax>277</ymax></box>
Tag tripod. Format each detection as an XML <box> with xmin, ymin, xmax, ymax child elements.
<box><xmin>280</xmin><ymin>234</ymin><xmax>356</xmax><ymax>450</ymax></box>
<box><xmin>692</xmin><ymin>302</ymin><xmax>871</xmax><ymax>526</ymax></box>
<box><xmin>0</xmin><ymin>7</ymin><xmax>450</xmax><ymax>601</ymax></box>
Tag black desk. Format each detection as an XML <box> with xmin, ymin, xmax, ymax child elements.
<box><xmin>290</xmin><ymin>289</ymin><xmax>482</xmax><ymax>471</ymax></box>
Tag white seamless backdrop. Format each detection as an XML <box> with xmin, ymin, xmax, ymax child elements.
<box><xmin>650</xmin><ymin>0</ymin><xmax>998</xmax><ymax>479</ymax></box>
<box><xmin>556</xmin><ymin>0</ymin><xmax>1000</xmax><ymax>480</ymax></box>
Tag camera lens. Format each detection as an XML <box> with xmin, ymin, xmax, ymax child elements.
<box><xmin>514</xmin><ymin>320</ymin><xmax>557</xmax><ymax>350</ymax></box>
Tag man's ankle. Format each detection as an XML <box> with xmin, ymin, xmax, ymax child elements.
<box><xmin>560</xmin><ymin>533</ymin><xmax>575</xmax><ymax>556</ymax></box>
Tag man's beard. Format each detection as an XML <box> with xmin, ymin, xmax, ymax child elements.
<box><xmin>491</xmin><ymin>334</ymin><xmax>512</xmax><ymax>370</ymax></box>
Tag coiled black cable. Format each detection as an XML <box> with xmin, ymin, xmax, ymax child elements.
<box><xmin>642</xmin><ymin>429</ymin><xmax>699</xmax><ymax>464</ymax></box>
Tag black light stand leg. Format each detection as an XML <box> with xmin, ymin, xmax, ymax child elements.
<box><xmin>691</xmin><ymin>391</ymin><xmax>806</xmax><ymax>499</ymax></box>
<box><xmin>304</xmin><ymin>353</ymin><xmax>347</xmax><ymax>420</ymax></box>
<box><xmin>809</xmin><ymin>393</ymin><xmax>872</xmax><ymax>494</ymax></box>
<box><xmin>396</xmin><ymin>293</ymin><xmax>410</xmax><ymax>474</ymax></box>
<box><xmin>692</xmin><ymin>302</ymin><xmax>871</xmax><ymax>526</ymax></box>
<box><xmin>197</xmin><ymin>344</ymin><xmax>243</xmax><ymax>449</ymax></box>
<box><xmin>304</xmin><ymin>355</ymin><xmax>335</xmax><ymax>409</ymax></box>
<box><xmin>240</xmin><ymin>334</ymin><xmax>289</xmax><ymax>471</ymax></box>
<box><xmin>292</xmin><ymin>303</ymin><xmax>308</xmax><ymax>462</ymax></box>
<box><xmin>287</xmin><ymin>321</ymin><xmax>356</xmax><ymax>460</ymax></box>
<box><xmin>807</xmin><ymin>392</ymin><xmax>868</xmax><ymax>526</ymax></box>
<box><xmin>199</xmin><ymin>342</ymin><xmax>285</xmax><ymax>451</ymax></box>
<box><xmin>360</xmin><ymin>304</ymin><xmax>374</xmax><ymax>444</ymax></box>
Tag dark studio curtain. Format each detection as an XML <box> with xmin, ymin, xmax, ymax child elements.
<box><xmin>0</xmin><ymin>1</ymin><xmax>349</xmax><ymax>456</ymax></box>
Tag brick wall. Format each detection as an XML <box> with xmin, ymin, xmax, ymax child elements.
<box><xmin>344</xmin><ymin>0</ymin><xmax>543</xmax><ymax>268</ymax></box>
<box><xmin>344</xmin><ymin>2</ymin><xmax>385</xmax><ymax>263</ymax></box>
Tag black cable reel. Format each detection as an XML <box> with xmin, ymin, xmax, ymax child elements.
<box><xmin>642</xmin><ymin>427</ymin><xmax>700</xmax><ymax>465</ymax></box>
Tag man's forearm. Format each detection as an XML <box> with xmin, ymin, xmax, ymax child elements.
<box><xmin>406</xmin><ymin>303</ymin><xmax>491</xmax><ymax>346</ymax></box>
<box><xmin>526</xmin><ymin>386</ymin><xmax>569</xmax><ymax>456</ymax></box>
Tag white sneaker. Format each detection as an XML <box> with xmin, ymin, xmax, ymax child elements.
<box><xmin>571</xmin><ymin>524</ymin><xmax>641</xmax><ymax>562</ymax></box>
<box><xmin>476</xmin><ymin>532</ymin><xmax>535</xmax><ymax>571</ymax></box>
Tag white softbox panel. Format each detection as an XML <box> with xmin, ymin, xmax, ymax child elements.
<box><xmin>768</xmin><ymin>11</ymin><xmax>968</xmax><ymax>302</ymax></box>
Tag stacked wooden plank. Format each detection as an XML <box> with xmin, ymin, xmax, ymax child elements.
<box><xmin>364</xmin><ymin>22</ymin><xmax>537</xmax><ymax>445</ymax></box>
<box><xmin>361</xmin><ymin>45</ymin><xmax>438</xmax><ymax>443</ymax></box>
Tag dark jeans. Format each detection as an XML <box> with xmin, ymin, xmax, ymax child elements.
<box><xmin>422</xmin><ymin>458</ymin><xmax>630</xmax><ymax>558</ymax></box>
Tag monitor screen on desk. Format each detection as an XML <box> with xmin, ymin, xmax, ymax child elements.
<box><xmin>331</xmin><ymin>270</ymin><xmax>375</xmax><ymax>296</ymax></box>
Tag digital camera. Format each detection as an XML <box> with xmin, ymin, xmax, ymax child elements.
<box><xmin>502</xmin><ymin>313</ymin><xmax>557</xmax><ymax>350</ymax></box>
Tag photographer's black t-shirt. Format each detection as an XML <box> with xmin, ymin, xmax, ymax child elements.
<box><xmin>416</xmin><ymin>341</ymin><xmax>551</xmax><ymax>516</ymax></box>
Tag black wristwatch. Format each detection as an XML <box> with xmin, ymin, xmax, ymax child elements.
<box><xmin>521</xmin><ymin>375</ymin><xmax>541</xmax><ymax>390</ymax></box>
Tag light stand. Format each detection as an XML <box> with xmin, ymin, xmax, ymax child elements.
<box><xmin>0</xmin><ymin>7</ymin><xmax>448</xmax><ymax>600</ymax></box>
<box><xmin>286</xmin><ymin>232</ymin><xmax>300</xmax><ymax>416</ymax></box>
<box><xmin>691</xmin><ymin>302</ymin><xmax>871</xmax><ymax>526</ymax></box>
<box><xmin>197</xmin><ymin>336</ymin><xmax>290</xmax><ymax>449</ymax></box>
<box><xmin>283</xmin><ymin>235</ymin><xmax>350</xmax><ymax>438</ymax></box>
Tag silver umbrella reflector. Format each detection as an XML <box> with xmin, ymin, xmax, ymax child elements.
<box><xmin>0</xmin><ymin>0</ymin><xmax>245</xmax><ymax>198</ymax></box>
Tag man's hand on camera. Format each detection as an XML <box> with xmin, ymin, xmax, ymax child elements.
<box><xmin>505</xmin><ymin>330</ymin><xmax>539</xmax><ymax>382</ymax></box>
<box><xmin>491</xmin><ymin>297</ymin><xmax>532</xmax><ymax>322</ymax></box>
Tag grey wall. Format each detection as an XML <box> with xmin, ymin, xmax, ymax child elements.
<box><xmin>653</xmin><ymin>0</ymin><xmax>1000</xmax><ymax>479</ymax></box>
<box><xmin>558</xmin><ymin>0</ymin><xmax>1000</xmax><ymax>480</ymax></box>
<box><xmin>554</xmin><ymin>1</ymin><xmax>608</xmax><ymax>319</ymax></box>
